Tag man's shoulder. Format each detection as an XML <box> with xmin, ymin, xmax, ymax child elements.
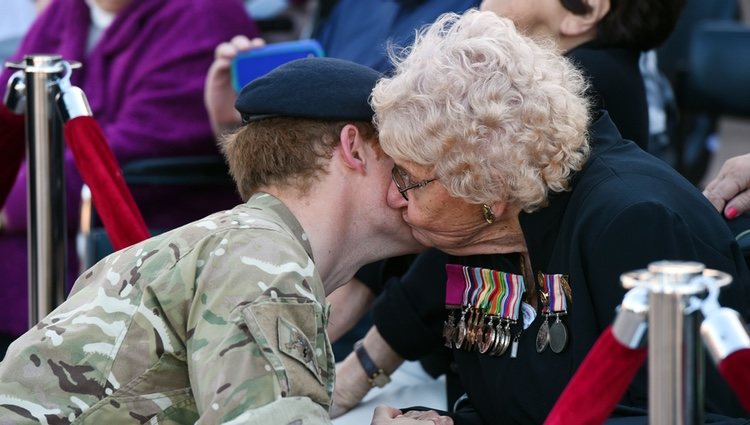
<box><xmin>69</xmin><ymin>205</ymin><xmax>283</xmax><ymax>292</ymax></box>
<box><xmin>184</xmin><ymin>201</ymin><xmax>320</xmax><ymax>296</ymax></box>
<box><xmin>187</xmin><ymin>204</ymin><xmax>285</xmax><ymax>233</ymax></box>
<box><xmin>166</xmin><ymin>201</ymin><xmax>291</xmax><ymax>243</ymax></box>
<box><xmin>92</xmin><ymin>200</ymin><xmax>300</xmax><ymax>275</ymax></box>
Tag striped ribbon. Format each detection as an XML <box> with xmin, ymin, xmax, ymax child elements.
<box><xmin>542</xmin><ymin>273</ymin><xmax>568</xmax><ymax>313</ymax></box>
<box><xmin>446</xmin><ymin>264</ymin><xmax>525</xmax><ymax>320</ymax></box>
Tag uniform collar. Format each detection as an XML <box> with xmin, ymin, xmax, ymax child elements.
<box><xmin>247</xmin><ymin>192</ymin><xmax>315</xmax><ymax>262</ymax></box>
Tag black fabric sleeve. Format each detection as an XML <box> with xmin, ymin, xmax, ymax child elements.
<box><xmin>371</xmin><ymin>249</ymin><xmax>451</xmax><ymax>360</ymax></box>
<box><xmin>450</xmin><ymin>407</ymin><xmax>486</xmax><ymax>425</ymax></box>
<box><xmin>354</xmin><ymin>260</ymin><xmax>387</xmax><ymax>294</ymax></box>
<box><xmin>355</xmin><ymin>255</ymin><xmax>418</xmax><ymax>296</ymax></box>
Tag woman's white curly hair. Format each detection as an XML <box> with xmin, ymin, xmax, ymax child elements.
<box><xmin>372</xmin><ymin>9</ymin><xmax>591</xmax><ymax>212</ymax></box>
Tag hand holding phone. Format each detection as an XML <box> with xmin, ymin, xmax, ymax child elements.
<box><xmin>231</xmin><ymin>39</ymin><xmax>325</xmax><ymax>91</ymax></box>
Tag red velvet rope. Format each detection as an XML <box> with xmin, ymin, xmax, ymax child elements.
<box><xmin>544</xmin><ymin>326</ymin><xmax>648</xmax><ymax>425</ymax></box>
<box><xmin>64</xmin><ymin>116</ymin><xmax>150</xmax><ymax>250</ymax></box>
<box><xmin>0</xmin><ymin>104</ymin><xmax>26</xmax><ymax>209</ymax></box>
<box><xmin>718</xmin><ymin>348</ymin><xmax>750</xmax><ymax>413</ymax></box>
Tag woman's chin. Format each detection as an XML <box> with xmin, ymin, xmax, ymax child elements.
<box><xmin>411</xmin><ymin>231</ymin><xmax>488</xmax><ymax>256</ymax></box>
<box><xmin>412</xmin><ymin>230</ymin><xmax>446</xmax><ymax>251</ymax></box>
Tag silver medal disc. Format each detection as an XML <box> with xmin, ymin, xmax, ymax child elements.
<box><xmin>492</xmin><ymin>327</ymin><xmax>510</xmax><ymax>356</ymax></box>
<box><xmin>455</xmin><ymin>319</ymin><xmax>467</xmax><ymax>349</ymax></box>
<box><xmin>443</xmin><ymin>317</ymin><xmax>456</xmax><ymax>348</ymax></box>
<box><xmin>478</xmin><ymin>324</ymin><xmax>494</xmax><ymax>354</ymax></box>
<box><xmin>536</xmin><ymin>319</ymin><xmax>550</xmax><ymax>353</ymax></box>
<box><xmin>488</xmin><ymin>322</ymin><xmax>502</xmax><ymax>353</ymax></box>
<box><xmin>496</xmin><ymin>327</ymin><xmax>511</xmax><ymax>356</ymax></box>
<box><xmin>549</xmin><ymin>319</ymin><xmax>568</xmax><ymax>353</ymax></box>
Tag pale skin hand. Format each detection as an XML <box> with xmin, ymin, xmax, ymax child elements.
<box><xmin>703</xmin><ymin>153</ymin><xmax>750</xmax><ymax>220</ymax></box>
<box><xmin>330</xmin><ymin>348</ymin><xmax>373</xmax><ymax>418</ymax></box>
<box><xmin>370</xmin><ymin>405</ymin><xmax>454</xmax><ymax>425</ymax></box>
<box><xmin>204</xmin><ymin>35</ymin><xmax>266</xmax><ymax>137</ymax></box>
<box><xmin>331</xmin><ymin>327</ymin><xmax>405</xmax><ymax>418</ymax></box>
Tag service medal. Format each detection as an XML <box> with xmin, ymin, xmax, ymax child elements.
<box><xmin>536</xmin><ymin>316</ymin><xmax>550</xmax><ymax>353</ymax></box>
<box><xmin>477</xmin><ymin>321</ymin><xmax>495</xmax><ymax>354</ymax></box>
<box><xmin>443</xmin><ymin>313</ymin><xmax>457</xmax><ymax>348</ymax></box>
<box><xmin>549</xmin><ymin>315</ymin><xmax>568</xmax><ymax>353</ymax></box>
<box><xmin>493</xmin><ymin>323</ymin><xmax>511</xmax><ymax>356</ymax></box>
<box><xmin>455</xmin><ymin>312</ymin><xmax>468</xmax><ymax>349</ymax></box>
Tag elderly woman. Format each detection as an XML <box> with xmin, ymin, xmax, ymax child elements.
<box><xmin>353</xmin><ymin>10</ymin><xmax>750</xmax><ymax>425</ymax></box>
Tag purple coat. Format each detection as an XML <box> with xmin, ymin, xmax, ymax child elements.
<box><xmin>0</xmin><ymin>0</ymin><xmax>258</xmax><ymax>335</ymax></box>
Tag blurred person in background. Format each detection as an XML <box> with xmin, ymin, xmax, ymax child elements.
<box><xmin>0</xmin><ymin>0</ymin><xmax>259</xmax><ymax>347</ymax></box>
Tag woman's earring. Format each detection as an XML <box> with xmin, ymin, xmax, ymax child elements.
<box><xmin>482</xmin><ymin>204</ymin><xmax>495</xmax><ymax>224</ymax></box>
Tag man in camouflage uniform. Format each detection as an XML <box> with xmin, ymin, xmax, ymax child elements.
<box><xmin>0</xmin><ymin>57</ymin><xmax>420</xmax><ymax>424</ymax></box>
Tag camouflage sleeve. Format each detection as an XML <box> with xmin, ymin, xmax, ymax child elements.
<box><xmin>185</xmin><ymin>228</ymin><xmax>334</xmax><ymax>424</ymax></box>
<box><xmin>217</xmin><ymin>397</ymin><xmax>330</xmax><ymax>425</ymax></box>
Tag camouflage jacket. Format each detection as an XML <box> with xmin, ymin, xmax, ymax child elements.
<box><xmin>0</xmin><ymin>193</ymin><xmax>335</xmax><ymax>424</ymax></box>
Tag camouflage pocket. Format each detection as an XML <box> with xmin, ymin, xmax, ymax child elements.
<box><xmin>243</xmin><ymin>300</ymin><xmax>332</xmax><ymax>407</ymax></box>
<box><xmin>74</xmin><ymin>387</ymin><xmax>197</xmax><ymax>424</ymax></box>
<box><xmin>73</xmin><ymin>352</ymin><xmax>196</xmax><ymax>424</ymax></box>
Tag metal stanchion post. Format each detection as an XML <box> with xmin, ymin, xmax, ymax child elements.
<box><xmin>647</xmin><ymin>262</ymin><xmax>704</xmax><ymax>425</ymax></box>
<box><xmin>622</xmin><ymin>261</ymin><xmax>732</xmax><ymax>425</ymax></box>
<box><xmin>4</xmin><ymin>55</ymin><xmax>79</xmax><ymax>327</ymax></box>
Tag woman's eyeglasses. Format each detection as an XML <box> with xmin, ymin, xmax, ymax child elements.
<box><xmin>391</xmin><ymin>165</ymin><xmax>437</xmax><ymax>200</ymax></box>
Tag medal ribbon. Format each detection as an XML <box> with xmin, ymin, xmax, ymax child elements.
<box><xmin>485</xmin><ymin>270</ymin><xmax>502</xmax><ymax>313</ymax></box>
<box><xmin>489</xmin><ymin>270</ymin><xmax>507</xmax><ymax>316</ymax></box>
<box><xmin>476</xmin><ymin>268</ymin><xmax>495</xmax><ymax>310</ymax></box>
<box><xmin>466</xmin><ymin>267</ymin><xmax>481</xmax><ymax>307</ymax></box>
<box><xmin>498</xmin><ymin>271</ymin><xmax>524</xmax><ymax>320</ymax></box>
<box><xmin>445</xmin><ymin>264</ymin><xmax>467</xmax><ymax>306</ymax></box>
<box><xmin>447</xmin><ymin>265</ymin><xmax>525</xmax><ymax>320</ymax></box>
<box><xmin>542</xmin><ymin>273</ymin><xmax>568</xmax><ymax>313</ymax></box>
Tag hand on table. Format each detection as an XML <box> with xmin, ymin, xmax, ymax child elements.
<box><xmin>370</xmin><ymin>405</ymin><xmax>453</xmax><ymax>425</ymax></box>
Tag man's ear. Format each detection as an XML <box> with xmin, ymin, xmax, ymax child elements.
<box><xmin>559</xmin><ymin>0</ymin><xmax>610</xmax><ymax>38</ymax></box>
<box><xmin>338</xmin><ymin>123</ymin><xmax>366</xmax><ymax>174</ymax></box>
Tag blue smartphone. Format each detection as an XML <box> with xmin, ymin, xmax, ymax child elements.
<box><xmin>231</xmin><ymin>39</ymin><xmax>325</xmax><ymax>92</ymax></box>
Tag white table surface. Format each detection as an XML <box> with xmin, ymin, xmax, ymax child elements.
<box><xmin>332</xmin><ymin>361</ymin><xmax>447</xmax><ymax>425</ymax></box>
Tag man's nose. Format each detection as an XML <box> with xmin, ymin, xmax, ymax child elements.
<box><xmin>386</xmin><ymin>181</ymin><xmax>408</xmax><ymax>209</ymax></box>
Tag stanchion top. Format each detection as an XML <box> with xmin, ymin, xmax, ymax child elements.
<box><xmin>5</xmin><ymin>55</ymin><xmax>81</xmax><ymax>73</ymax></box>
<box><xmin>621</xmin><ymin>260</ymin><xmax>732</xmax><ymax>295</ymax></box>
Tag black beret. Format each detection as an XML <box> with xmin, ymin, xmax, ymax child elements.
<box><xmin>235</xmin><ymin>57</ymin><xmax>381</xmax><ymax>123</ymax></box>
